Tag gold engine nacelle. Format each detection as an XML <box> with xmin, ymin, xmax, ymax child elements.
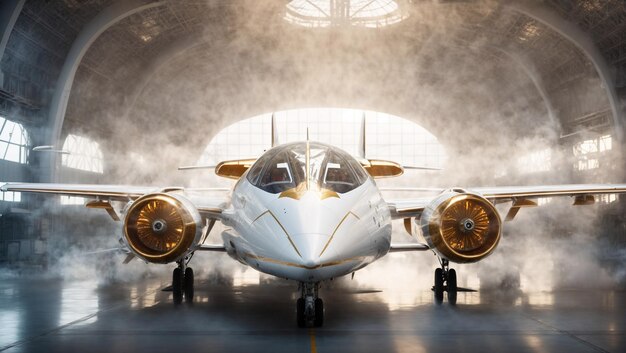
<box><xmin>123</xmin><ymin>193</ymin><xmax>203</xmax><ymax>264</ymax></box>
<box><xmin>420</xmin><ymin>191</ymin><xmax>502</xmax><ymax>263</ymax></box>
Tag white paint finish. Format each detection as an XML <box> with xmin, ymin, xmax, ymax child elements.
<box><xmin>222</xmin><ymin>171</ymin><xmax>391</xmax><ymax>282</ymax></box>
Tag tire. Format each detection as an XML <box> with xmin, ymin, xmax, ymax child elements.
<box><xmin>448</xmin><ymin>269</ymin><xmax>457</xmax><ymax>305</ymax></box>
<box><xmin>314</xmin><ymin>298</ymin><xmax>324</xmax><ymax>327</ymax></box>
<box><xmin>296</xmin><ymin>298</ymin><xmax>306</xmax><ymax>328</ymax></box>
<box><xmin>434</xmin><ymin>268</ymin><xmax>444</xmax><ymax>303</ymax></box>
<box><xmin>184</xmin><ymin>267</ymin><xmax>194</xmax><ymax>303</ymax></box>
<box><xmin>172</xmin><ymin>268</ymin><xmax>183</xmax><ymax>304</ymax></box>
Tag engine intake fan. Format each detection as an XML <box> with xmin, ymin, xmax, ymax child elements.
<box><xmin>124</xmin><ymin>193</ymin><xmax>202</xmax><ymax>264</ymax></box>
<box><xmin>420</xmin><ymin>192</ymin><xmax>501</xmax><ymax>263</ymax></box>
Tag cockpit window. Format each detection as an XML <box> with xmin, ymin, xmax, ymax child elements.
<box><xmin>247</xmin><ymin>142</ymin><xmax>368</xmax><ymax>194</ymax></box>
<box><xmin>256</xmin><ymin>152</ymin><xmax>297</xmax><ymax>193</ymax></box>
<box><xmin>262</xmin><ymin>162</ymin><xmax>292</xmax><ymax>186</ymax></box>
<box><xmin>322</xmin><ymin>153</ymin><xmax>356</xmax><ymax>193</ymax></box>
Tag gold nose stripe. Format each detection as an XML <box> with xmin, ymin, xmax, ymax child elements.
<box><xmin>318</xmin><ymin>211</ymin><xmax>360</xmax><ymax>257</ymax></box>
<box><xmin>252</xmin><ymin>210</ymin><xmax>302</xmax><ymax>258</ymax></box>
<box><xmin>278</xmin><ymin>183</ymin><xmax>340</xmax><ymax>200</ymax></box>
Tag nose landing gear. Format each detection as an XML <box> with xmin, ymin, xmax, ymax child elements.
<box><xmin>433</xmin><ymin>258</ymin><xmax>457</xmax><ymax>305</ymax></box>
<box><xmin>172</xmin><ymin>257</ymin><xmax>194</xmax><ymax>304</ymax></box>
<box><xmin>297</xmin><ymin>282</ymin><xmax>324</xmax><ymax>327</ymax></box>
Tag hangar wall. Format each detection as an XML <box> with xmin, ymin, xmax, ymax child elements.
<box><xmin>0</xmin><ymin>0</ymin><xmax>624</xmax><ymax>272</ymax></box>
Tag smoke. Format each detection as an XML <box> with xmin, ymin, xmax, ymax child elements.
<box><xmin>5</xmin><ymin>0</ymin><xmax>623</xmax><ymax>295</ymax></box>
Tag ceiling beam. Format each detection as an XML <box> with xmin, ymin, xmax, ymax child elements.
<box><xmin>0</xmin><ymin>0</ymin><xmax>25</xmax><ymax>85</ymax></box>
<box><xmin>506</xmin><ymin>0</ymin><xmax>624</xmax><ymax>143</ymax></box>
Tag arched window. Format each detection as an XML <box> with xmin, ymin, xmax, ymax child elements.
<box><xmin>198</xmin><ymin>108</ymin><xmax>445</xmax><ymax>169</ymax></box>
<box><xmin>0</xmin><ymin>116</ymin><xmax>29</xmax><ymax>164</ymax></box>
<box><xmin>61</xmin><ymin>134</ymin><xmax>104</xmax><ymax>173</ymax></box>
<box><xmin>0</xmin><ymin>186</ymin><xmax>21</xmax><ymax>202</ymax></box>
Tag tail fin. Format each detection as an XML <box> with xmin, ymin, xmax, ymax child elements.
<box><xmin>358</xmin><ymin>112</ymin><xmax>366</xmax><ymax>158</ymax></box>
<box><xmin>271</xmin><ymin>113</ymin><xmax>280</xmax><ymax>148</ymax></box>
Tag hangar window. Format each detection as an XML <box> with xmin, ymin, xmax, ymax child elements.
<box><xmin>572</xmin><ymin>135</ymin><xmax>611</xmax><ymax>171</ymax></box>
<box><xmin>0</xmin><ymin>116</ymin><xmax>29</xmax><ymax>164</ymax></box>
<box><xmin>284</xmin><ymin>0</ymin><xmax>407</xmax><ymax>28</ymax></box>
<box><xmin>199</xmin><ymin>108</ymin><xmax>445</xmax><ymax>171</ymax></box>
<box><xmin>517</xmin><ymin>148</ymin><xmax>551</xmax><ymax>173</ymax></box>
<box><xmin>536</xmin><ymin>197</ymin><xmax>552</xmax><ymax>206</ymax></box>
<box><xmin>60</xmin><ymin>196</ymin><xmax>85</xmax><ymax>205</ymax></box>
<box><xmin>0</xmin><ymin>188</ymin><xmax>21</xmax><ymax>203</ymax></box>
<box><xmin>61</xmin><ymin>135</ymin><xmax>104</xmax><ymax>173</ymax></box>
<box><xmin>598</xmin><ymin>194</ymin><xmax>617</xmax><ymax>204</ymax></box>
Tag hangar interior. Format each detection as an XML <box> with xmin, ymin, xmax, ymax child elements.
<box><xmin>0</xmin><ymin>0</ymin><xmax>625</xmax><ymax>352</ymax></box>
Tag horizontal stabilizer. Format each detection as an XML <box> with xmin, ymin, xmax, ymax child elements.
<box><xmin>403</xmin><ymin>165</ymin><xmax>442</xmax><ymax>171</ymax></box>
<box><xmin>178</xmin><ymin>165</ymin><xmax>216</xmax><ymax>170</ymax></box>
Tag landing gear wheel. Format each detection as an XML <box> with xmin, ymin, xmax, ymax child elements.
<box><xmin>314</xmin><ymin>298</ymin><xmax>324</xmax><ymax>327</ymax></box>
<box><xmin>172</xmin><ymin>267</ymin><xmax>183</xmax><ymax>304</ymax></box>
<box><xmin>447</xmin><ymin>268</ymin><xmax>457</xmax><ymax>305</ymax></box>
<box><xmin>184</xmin><ymin>267</ymin><xmax>194</xmax><ymax>303</ymax></box>
<box><xmin>296</xmin><ymin>298</ymin><xmax>306</xmax><ymax>328</ymax></box>
<box><xmin>434</xmin><ymin>268</ymin><xmax>444</xmax><ymax>303</ymax></box>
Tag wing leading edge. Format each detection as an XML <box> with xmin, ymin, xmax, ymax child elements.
<box><xmin>0</xmin><ymin>182</ymin><xmax>230</xmax><ymax>219</ymax></box>
<box><xmin>386</xmin><ymin>184</ymin><xmax>626</xmax><ymax>220</ymax></box>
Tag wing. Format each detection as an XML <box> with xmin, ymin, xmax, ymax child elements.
<box><xmin>386</xmin><ymin>196</ymin><xmax>433</xmax><ymax>219</ymax></box>
<box><xmin>470</xmin><ymin>184</ymin><xmax>626</xmax><ymax>202</ymax></box>
<box><xmin>0</xmin><ymin>182</ymin><xmax>230</xmax><ymax>219</ymax></box>
<box><xmin>0</xmin><ymin>182</ymin><xmax>159</xmax><ymax>200</ymax></box>
<box><xmin>386</xmin><ymin>184</ymin><xmax>626</xmax><ymax>220</ymax></box>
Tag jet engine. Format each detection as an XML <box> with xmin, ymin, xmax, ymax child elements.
<box><xmin>123</xmin><ymin>193</ymin><xmax>203</xmax><ymax>264</ymax></box>
<box><xmin>420</xmin><ymin>191</ymin><xmax>501</xmax><ymax>263</ymax></box>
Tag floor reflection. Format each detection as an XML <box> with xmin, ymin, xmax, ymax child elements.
<box><xmin>0</xmin><ymin>273</ymin><xmax>624</xmax><ymax>353</ymax></box>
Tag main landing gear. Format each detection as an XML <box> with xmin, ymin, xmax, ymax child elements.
<box><xmin>433</xmin><ymin>258</ymin><xmax>457</xmax><ymax>305</ymax></box>
<box><xmin>297</xmin><ymin>282</ymin><xmax>324</xmax><ymax>327</ymax></box>
<box><xmin>172</xmin><ymin>258</ymin><xmax>194</xmax><ymax>304</ymax></box>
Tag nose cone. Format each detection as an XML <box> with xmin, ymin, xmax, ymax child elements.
<box><xmin>291</xmin><ymin>233</ymin><xmax>330</xmax><ymax>268</ymax></box>
<box><xmin>267</xmin><ymin>189</ymin><xmax>355</xmax><ymax>268</ymax></box>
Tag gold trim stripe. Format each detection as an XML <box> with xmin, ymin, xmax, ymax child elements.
<box><xmin>252</xmin><ymin>210</ymin><xmax>302</xmax><ymax>258</ymax></box>
<box><xmin>243</xmin><ymin>252</ymin><xmax>365</xmax><ymax>270</ymax></box>
<box><xmin>318</xmin><ymin>211</ymin><xmax>360</xmax><ymax>256</ymax></box>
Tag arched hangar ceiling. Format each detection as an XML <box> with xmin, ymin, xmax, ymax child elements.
<box><xmin>0</xmin><ymin>0</ymin><xmax>625</xmax><ymax>181</ymax></box>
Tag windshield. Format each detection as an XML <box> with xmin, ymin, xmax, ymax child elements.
<box><xmin>247</xmin><ymin>142</ymin><xmax>368</xmax><ymax>194</ymax></box>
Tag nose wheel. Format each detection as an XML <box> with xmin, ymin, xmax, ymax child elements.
<box><xmin>297</xmin><ymin>282</ymin><xmax>324</xmax><ymax>327</ymax></box>
<box><xmin>433</xmin><ymin>258</ymin><xmax>457</xmax><ymax>305</ymax></box>
<box><xmin>172</xmin><ymin>258</ymin><xmax>194</xmax><ymax>304</ymax></box>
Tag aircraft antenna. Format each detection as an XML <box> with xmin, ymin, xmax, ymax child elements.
<box><xmin>306</xmin><ymin>127</ymin><xmax>310</xmax><ymax>190</ymax></box>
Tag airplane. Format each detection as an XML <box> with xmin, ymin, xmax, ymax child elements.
<box><xmin>2</xmin><ymin>125</ymin><xmax>626</xmax><ymax>328</ymax></box>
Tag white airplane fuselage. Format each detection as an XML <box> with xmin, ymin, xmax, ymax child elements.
<box><xmin>221</xmin><ymin>176</ymin><xmax>392</xmax><ymax>283</ymax></box>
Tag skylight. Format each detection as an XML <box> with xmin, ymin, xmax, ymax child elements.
<box><xmin>284</xmin><ymin>0</ymin><xmax>407</xmax><ymax>28</ymax></box>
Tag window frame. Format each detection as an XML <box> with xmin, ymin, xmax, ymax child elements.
<box><xmin>0</xmin><ymin>116</ymin><xmax>29</xmax><ymax>164</ymax></box>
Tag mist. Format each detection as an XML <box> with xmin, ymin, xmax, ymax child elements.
<box><xmin>6</xmin><ymin>0</ymin><xmax>622</xmax><ymax>298</ymax></box>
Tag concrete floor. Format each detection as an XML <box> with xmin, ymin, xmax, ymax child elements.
<box><xmin>0</xmin><ymin>275</ymin><xmax>624</xmax><ymax>353</ymax></box>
